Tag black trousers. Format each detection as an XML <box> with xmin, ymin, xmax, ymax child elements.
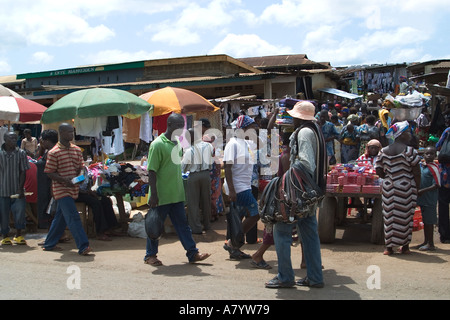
<box><xmin>76</xmin><ymin>193</ymin><xmax>118</xmax><ymax>233</ymax></box>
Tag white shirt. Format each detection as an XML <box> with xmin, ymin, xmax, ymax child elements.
<box><xmin>223</xmin><ymin>137</ymin><xmax>257</xmax><ymax>194</ymax></box>
<box><xmin>182</xmin><ymin>140</ymin><xmax>214</xmax><ymax>173</ymax></box>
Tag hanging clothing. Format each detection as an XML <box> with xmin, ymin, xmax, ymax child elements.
<box><xmin>140</xmin><ymin>112</ymin><xmax>153</xmax><ymax>143</ymax></box>
<box><xmin>122</xmin><ymin>117</ymin><xmax>141</xmax><ymax>144</ymax></box>
<box><xmin>74</xmin><ymin>117</ymin><xmax>107</xmax><ymax>138</ymax></box>
<box><xmin>102</xmin><ymin>116</ymin><xmax>124</xmax><ymax>156</ymax></box>
<box><xmin>152</xmin><ymin>113</ymin><xmax>172</xmax><ymax>135</ymax></box>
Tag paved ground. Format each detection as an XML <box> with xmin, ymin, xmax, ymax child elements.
<box><xmin>1</xmin><ymin>209</ymin><xmax>449</xmax><ymax>301</ymax></box>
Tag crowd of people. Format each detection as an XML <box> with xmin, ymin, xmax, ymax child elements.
<box><xmin>1</xmin><ymin>90</ymin><xmax>450</xmax><ymax>290</ymax></box>
<box><xmin>0</xmin><ymin>124</ymin><xmax>121</xmax><ymax>251</ymax></box>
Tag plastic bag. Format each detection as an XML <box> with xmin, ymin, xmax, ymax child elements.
<box><xmin>127</xmin><ymin>212</ymin><xmax>147</xmax><ymax>238</ymax></box>
<box><xmin>145</xmin><ymin>208</ymin><xmax>164</xmax><ymax>240</ymax></box>
<box><xmin>394</xmin><ymin>92</ymin><xmax>424</xmax><ymax>108</ymax></box>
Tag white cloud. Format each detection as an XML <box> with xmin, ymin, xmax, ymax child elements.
<box><xmin>209</xmin><ymin>34</ymin><xmax>293</xmax><ymax>58</ymax></box>
<box><xmin>150</xmin><ymin>22</ymin><xmax>201</xmax><ymax>46</ymax></box>
<box><xmin>0</xmin><ymin>0</ymin><xmax>191</xmax><ymax>49</ymax></box>
<box><xmin>148</xmin><ymin>0</ymin><xmax>241</xmax><ymax>46</ymax></box>
<box><xmin>303</xmin><ymin>26</ymin><xmax>431</xmax><ymax>65</ymax></box>
<box><xmin>0</xmin><ymin>60</ymin><xmax>11</xmax><ymax>74</ymax></box>
<box><xmin>31</xmin><ymin>52</ymin><xmax>54</xmax><ymax>65</ymax></box>
<box><xmin>82</xmin><ymin>50</ymin><xmax>172</xmax><ymax>65</ymax></box>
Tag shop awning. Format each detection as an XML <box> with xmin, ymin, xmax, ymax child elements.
<box><xmin>318</xmin><ymin>88</ymin><xmax>362</xmax><ymax>100</ymax></box>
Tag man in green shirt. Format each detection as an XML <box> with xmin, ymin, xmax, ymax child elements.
<box><xmin>144</xmin><ymin>113</ymin><xmax>210</xmax><ymax>266</ymax></box>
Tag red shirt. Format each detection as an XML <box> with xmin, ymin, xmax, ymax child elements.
<box><xmin>44</xmin><ymin>142</ymin><xmax>84</xmax><ymax>200</ymax></box>
<box><xmin>25</xmin><ymin>160</ymin><xmax>38</xmax><ymax>203</ymax></box>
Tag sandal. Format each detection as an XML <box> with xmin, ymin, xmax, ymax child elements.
<box><xmin>419</xmin><ymin>244</ymin><xmax>436</xmax><ymax>251</ymax></box>
<box><xmin>296</xmin><ymin>277</ymin><xmax>324</xmax><ymax>288</ymax></box>
<box><xmin>383</xmin><ymin>248</ymin><xmax>393</xmax><ymax>255</ymax></box>
<box><xmin>251</xmin><ymin>260</ymin><xmax>272</xmax><ymax>269</ymax></box>
<box><xmin>80</xmin><ymin>246</ymin><xmax>92</xmax><ymax>256</ymax></box>
<box><xmin>43</xmin><ymin>246</ymin><xmax>63</xmax><ymax>251</ymax></box>
<box><xmin>223</xmin><ymin>243</ymin><xmax>251</xmax><ymax>260</ymax></box>
<box><xmin>144</xmin><ymin>255</ymin><xmax>163</xmax><ymax>266</ymax></box>
<box><xmin>398</xmin><ymin>247</ymin><xmax>411</xmax><ymax>254</ymax></box>
<box><xmin>13</xmin><ymin>236</ymin><xmax>27</xmax><ymax>245</ymax></box>
<box><xmin>1</xmin><ymin>237</ymin><xmax>12</xmax><ymax>245</ymax></box>
<box><xmin>265</xmin><ymin>277</ymin><xmax>295</xmax><ymax>289</ymax></box>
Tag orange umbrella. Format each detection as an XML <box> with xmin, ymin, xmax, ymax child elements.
<box><xmin>140</xmin><ymin>87</ymin><xmax>218</xmax><ymax>117</ymax></box>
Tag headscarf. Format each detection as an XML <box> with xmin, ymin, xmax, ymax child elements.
<box><xmin>378</xmin><ymin>109</ymin><xmax>392</xmax><ymax>129</ymax></box>
<box><xmin>365</xmin><ymin>139</ymin><xmax>382</xmax><ymax>156</ymax></box>
<box><xmin>386</xmin><ymin>121</ymin><xmax>409</xmax><ymax>142</ymax></box>
<box><xmin>236</xmin><ymin>115</ymin><xmax>255</xmax><ymax>129</ymax></box>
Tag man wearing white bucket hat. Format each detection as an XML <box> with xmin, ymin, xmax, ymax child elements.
<box><xmin>265</xmin><ymin>101</ymin><xmax>327</xmax><ymax>289</ymax></box>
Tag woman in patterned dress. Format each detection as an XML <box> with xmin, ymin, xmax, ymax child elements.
<box><xmin>375</xmin><ymin>121</ymin><xmax>421</xmax><ymax>255</ymax></box>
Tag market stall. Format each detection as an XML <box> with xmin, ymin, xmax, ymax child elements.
<box><xmin>319</xmin><ymin>163</ymin><xmax>383</xmax><ymax>244</ymax></box>
<box><xmin>41</xmin><ymin>88</ymin><xmax>154</xmax><ymax>232</ymax></box>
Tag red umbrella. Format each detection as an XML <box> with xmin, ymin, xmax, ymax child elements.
<box><xmin>0</xmin><ymin>96</ymin><xmax>47</xmax><ymax>123</ymax></box>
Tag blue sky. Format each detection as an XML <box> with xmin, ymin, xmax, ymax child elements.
<box><xmin>1</xmin><ymin>0</ymin><xmax>449</xmax><ymax>76</ymax></box>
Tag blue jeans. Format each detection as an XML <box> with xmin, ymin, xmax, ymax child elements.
<box><xmin>43</xmin><ymin>196</ymin><xmax>89</xmax><ymax>254</ymax></box>
<box><xmin>273</xmin><ymin>211</ymin><xmax>323</xmax><ymax>285</ymax></box>
<box><xmin>144</xmin><ymin>202</ymin><xmax>199</xmax><ymax>262</ymax></box>
<box><xmin>0</xmin><ymin>197</ymin><xmax>26</xmax><ymax>236</ymax></box>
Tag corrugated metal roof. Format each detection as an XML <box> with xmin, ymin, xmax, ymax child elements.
<box><xmin>432</xmin><ymin>61</ymin><xmax>450</xmax><ymax>69</ymax></box>
<box><xmin>239</xmin><ymin>54</ymin><xmax>322</xmax><ymax>68</ymax></box>
<box><xmin>0</xmin><ymin>75</ymin><xmax>25</xmax><ymax>85</ymax></box>
<box><xmin>34</xmin><ymin>73</ymin><xmax>276</xmax><ymax>96</ymax></box>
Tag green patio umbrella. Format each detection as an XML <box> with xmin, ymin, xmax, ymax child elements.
<box><xmin>41</xmin><ymin>88</ymin><xmax>153</xmax><ymax>124</ymax></box>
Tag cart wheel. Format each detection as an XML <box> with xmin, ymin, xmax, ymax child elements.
<box><xmin>336</xmin><ymin>197</ymin><xmax>347</xmax><ymax>225</ymax></box>
<box><xmin>371</xmin><ymin>198</ymin><xmax>384</xmax><ymax>245</ymax></box>
<box><xmin>318</xmin><ymin>196</ymin><xmax>337</xmax><ymax>244</ymax></box>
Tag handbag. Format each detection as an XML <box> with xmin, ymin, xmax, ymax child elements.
<box><xmin>145</xmin><ymin>208</ymin><xmax>164</xmax><ymax>240</ymax></box>
<box><xmin>226</xmin><ymin>202</ymin><xmax>245</xmax><ymax>248</ymax></box>
<box><xmin>438</xmin><ymin>134</ymin><xmax>450</xmax><ymax>163</ymax></box>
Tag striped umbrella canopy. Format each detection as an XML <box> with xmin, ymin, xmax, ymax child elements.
<box><xmin>0</xmin><ymin>96</ymin><xmax>47</xmax><ymax>123</ymax></box>
<box><xmin>0</xmin><ymin>84</ymin><xmax>23</xmax><ymax>98</ymax></box>
<box><xmin>140</xmin><ymin>87</ymin><xmax>218</xmax><ymax>117</ymax></box>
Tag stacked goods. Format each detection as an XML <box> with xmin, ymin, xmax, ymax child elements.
<box><xmin>275</xmin><ymin>107</ymin><xmax>294</xmax><ymax>126</ymax></box>
<box><xmin>326</xmin><ymin>163</ymin><xmax>381</xmax><ymax>194</ymax></box>
<box><xmin>383</xmin><ymin>92</ymin><xmax>428</xmax><ymax>121</ymax></box>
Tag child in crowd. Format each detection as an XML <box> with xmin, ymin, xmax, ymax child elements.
<box><xmin>416</xmin><ymin>146</ymin><xmax>440</xmax><ymax>251</ymax></box>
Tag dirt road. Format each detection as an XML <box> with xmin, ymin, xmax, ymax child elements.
<box><xmin>1</xmin><ymin>212</ymin><xmax>449</xmax><ymax>301</ymax></box>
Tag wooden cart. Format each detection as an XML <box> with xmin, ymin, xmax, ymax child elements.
<box><xmin>318</xmin><ymin>191</ymin><xmax>384</xmax><ymax>245</ymax></box>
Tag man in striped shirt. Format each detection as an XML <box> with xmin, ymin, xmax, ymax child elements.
<box><xmin>42</xmin><ymin>123</ymin><xmax>91</xmax><ymax>255</ymax></box>
<box><xmin>0</xmin><ymin>132</ymin><xmax>30</xmax><ymax>245</ymax></box>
